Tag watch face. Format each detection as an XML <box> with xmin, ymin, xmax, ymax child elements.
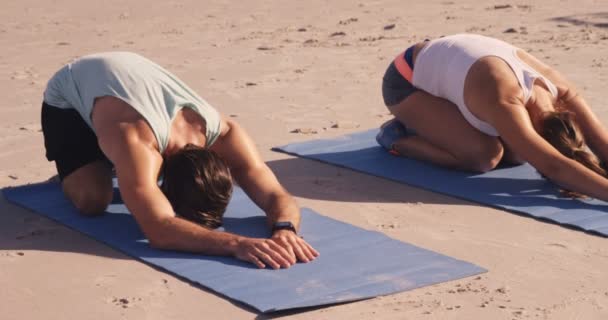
<box><xmin>275</xmin><ymin>222</ymin><xmax>292</xmax><ymax>228</ymax></box>
<box><xmin>273</xmin><ymin>221</ymin><xmax>296</xmax><ymax>233</ymax></box>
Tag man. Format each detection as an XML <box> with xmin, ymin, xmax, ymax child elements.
<box><xmin>41</xmin><ymin>51</ymin><xmax>318</xmax><ymax>269</ymax></box>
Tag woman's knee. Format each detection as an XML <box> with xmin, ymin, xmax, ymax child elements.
<box><xmin>462</xmin><ymin>140</ymin><xmax>504</xmax><ymax>173</ymax></box>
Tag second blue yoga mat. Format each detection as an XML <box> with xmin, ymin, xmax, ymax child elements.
<box><xmin>2</xmin><ymin>181</ymin><xmax>484</xmax><ymax>313</ymax></box>
<box><xmin>274</xmin><ymin>129</ymin><xmax>608</xmax><ymax>237</ymax></box>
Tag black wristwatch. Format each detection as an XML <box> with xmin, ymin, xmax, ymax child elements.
<box><xmin>272</xmin><ymin>221</ymin><xmax>297</xmax><ymax>234</ymax></box>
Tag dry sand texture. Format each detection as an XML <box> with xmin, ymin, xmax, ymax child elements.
<box><xmin>1</xmin><ymin>0</ymin><xmax>608</xmax><ymax>319</ymax></box>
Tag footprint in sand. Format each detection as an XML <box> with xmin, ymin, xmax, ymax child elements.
<box><xmin>109</xmin><ymin>296</ymin><xmax>143</xmax><ymax>309</ymax></box>
<box><xmin>0</xmin><ymin>251</ymin><xmax>26</xmax><ymax>262</ymax></box>
<box><xmin>290</xmin><ymin>128</ymin><xmax>318</xmax><ymax>134</ymax></box>
<box><xmin>10</xmin><ymin>67</ymin><xmax>39</xmax><ymax>81</ymax></box>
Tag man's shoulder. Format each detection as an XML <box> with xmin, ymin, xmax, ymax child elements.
<box><xmin>93</xmin><ymin>97</ymin><xmax>159</xmax><ymax>156</ymax></box>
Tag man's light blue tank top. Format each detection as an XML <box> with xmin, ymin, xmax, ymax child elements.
<box><xmin>43</xmin><ymin>52</ymin><xmax>222</xmax><ymax>153</ymax></box>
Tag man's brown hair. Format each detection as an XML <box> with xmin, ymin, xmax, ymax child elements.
<box><xmin>161</xmin><ymin>144</ymin><xmax>233</xmax><ymax>228</ymax></box>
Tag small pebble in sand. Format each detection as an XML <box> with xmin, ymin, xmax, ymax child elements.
<box><xmin>494</xmin><ymin>4</ymin><xmax>513</xmax><ymax>10</ymax></box>
<box><xmin>8</xmin><ymin>175</ymin><xmax>18</xmax><ymax>180</ymax></box>
<box><xmin>330</xmin><ymin>121</ymin><xmax>360</xmax><ymax>129</ymax></box>
<box><xmin>303</xmin><ymin>39</ymin><xmax>318</xmax><ymax>44</ymax></box>
<box><xmin>297</xmin><ymin>28</ymin><xmax>307</xmax><ymax>32</ymax></box>
<box><xmin>498</xmin><ymin>305</ymin><xmax>506</xmax><ymax>309</ymax></box>
<box><xmin>504</xmin><ymin>28</ymin><xmax>518</xmax><ymax>33</ymax></box>
<box><xmin>257</xmin><ymin>46</ymin><xmax>273</xmax><ymax>51</ymax></box>
<box><xmin>245</xmin><ymin>82</ymin><xmax>257</xmax><ymax>86</ymax></box>
<box><xmin>379</xmin><ymin>223</ymin><xmax>397</xmax><ymax>229</ymax></box>
<box><xmin>330</xmin><ymin>31</ymin><xmax>346</xmax><ymax>37</ymax></box>
<box><xmin>383</xmin><ymin>24</ymin><xmax>396</xmax><ymax>30</ymax></box>
<box><xmin>17</xmin><ymin>252</ymin><xmax>25</xmax><ymax>256</ymax></box>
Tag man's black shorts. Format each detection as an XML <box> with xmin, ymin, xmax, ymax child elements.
<box><xmin>41</xmin><ymin>102</ymin><xmax>112</xmax><ymax>180</ymax></box>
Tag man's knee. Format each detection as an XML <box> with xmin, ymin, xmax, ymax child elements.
<box><xmin>65</xmin><ymin>185</ymin><xmax>112</xmax><ymax>217</ymax></box>
<box><xmin>61</xmin><ymin>161</ymin><xmax>113</xmax><ymax>216</ymax></box>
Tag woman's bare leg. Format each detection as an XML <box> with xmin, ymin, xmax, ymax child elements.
<box><xmin>388</xmin><ymin>90</ymin><xmax>504</xmax><ymax>172</ymax></box>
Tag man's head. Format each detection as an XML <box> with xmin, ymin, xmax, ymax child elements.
<box><xmin>161</xmin><ymin>144</ymin><xmax>233</xmax><ymax>229</ymax></box>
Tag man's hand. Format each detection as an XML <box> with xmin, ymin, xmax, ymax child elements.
<box><xmin>234</xmin><ymin>237</ymin><xmax>297</xmax><ymax>269</ymax></box>
<box><xmin>271</xmin><ymin>230</ymin><xmax>319</xmax><ymax>264</ymax></box>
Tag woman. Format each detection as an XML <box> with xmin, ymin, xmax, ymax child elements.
<box><xmin>377</xmin><ymin>33</ymin><xmax>608</xmax><ymax>200</ymax></box>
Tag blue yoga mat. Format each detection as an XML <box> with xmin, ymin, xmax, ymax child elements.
<box><xmin>274</xmin><ymin>129</ymin><xmax>608</xmax><ymax>237</ymax></box>
<box><xmin>2</xmin><ymin>181</ymin><xmax>484</xmax><ymax>313</ymax></box>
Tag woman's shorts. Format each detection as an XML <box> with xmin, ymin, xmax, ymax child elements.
<box><xmin>41</xmin><ymin>102</ymin><xmax>112</xmax><ymax>180</ymax></box>
<box><xmin>381</xmin><ymin>45</ymin><xmax>419</xmax><ymax>107</ymax></box>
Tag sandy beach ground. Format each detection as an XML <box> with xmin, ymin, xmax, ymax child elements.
<box><xmin>1</xmin><ymin>0</ymin><xmax>608</xmax><ymax>319</ymax></box>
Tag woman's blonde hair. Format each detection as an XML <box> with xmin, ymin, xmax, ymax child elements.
<box><xmin>539</xmin><ymin>111</ymin><xmax>607</xmax><ymax>197</ymax></box>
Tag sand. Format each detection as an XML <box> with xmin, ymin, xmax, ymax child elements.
<box><xmin>1</xmin><ymin>0</ymin><xmax>607</xmax><ymax>319</ymax></box>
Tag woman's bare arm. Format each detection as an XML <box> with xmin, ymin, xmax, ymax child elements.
<box><xmin>518</xmin><ymin>50</ymin><xmax>608</xmax><ymax>162</ymax></box>
<box><xmin>491</xmin><ymin>97</ymin><xmax>608</xmax><ymax>201</ymax></box>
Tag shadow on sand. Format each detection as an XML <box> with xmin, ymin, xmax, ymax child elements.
<box><xmin>551</xmin><ymin>12</ymin><xmax>608</xmax><ymax>28</ymax></box>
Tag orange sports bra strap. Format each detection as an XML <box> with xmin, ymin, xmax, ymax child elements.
<box><xmin>393</xmin><ymin>53</ymin><xmax>413</xmax><ymax>82</ymax></box>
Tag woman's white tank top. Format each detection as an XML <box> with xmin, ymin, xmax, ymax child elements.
<box><xmin>412</xmin><ymin>34</ymin><xmax>558</xmax><ymax>136</ymax></box>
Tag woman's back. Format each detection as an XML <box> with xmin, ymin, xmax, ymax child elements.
<box><xmin>413</xmin><ymin>34</ymin><xmax>558</xmax><ymax>136</ymax></box>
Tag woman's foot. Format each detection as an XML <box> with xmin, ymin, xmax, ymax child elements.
<box><xmin>376</xmin><ymin>119</ymin><xmax>408</xmax><ymax>152</ymax></box>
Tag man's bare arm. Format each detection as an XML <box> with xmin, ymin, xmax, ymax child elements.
<box><xmin>96</xmin><ymin>121</ymin><xmax>293</xmax><ymax>269</ymax></box>
<box><xmin>210</xmin><ymin>118</ymin><xmax>319</xmax><ymax>262</ymax></box>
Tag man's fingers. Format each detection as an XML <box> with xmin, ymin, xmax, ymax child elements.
<box><xmin>289</xmin><ymin>238</ymin><xmax>312</xmax><ymax>263</ymax></box>
<box><xmin>262</xmin><ymin>243</ymin><xmax>293</xmax><ymax>268</ymax></box>
<box><xmin>247</xmin><ymin>254</ymin><xmax>266</xmax><ymax>269</ymax></box>
<box><xmin>269</xmin><ymin>240</ymin><xmax>296</xmax><ymax>264</ymax></box>
<box><xmin>255</xmin><ymin>246</ymin><xmax>292</xmax><ymax>269</ymax></box>
<box><xmin>253</xmin><ymin>248</ymin><xmax>281</xmax><ymax>269</ymax></box>
<box><xmin>304</xmin><ymin>241</ymin><xmax>320</xmax><ymax>257</ymax></box>
<box><xmin>292</xmin><ymin>244</ymin><xmax>309</xmax><ymax>263</ymax></box>
<box><xmin>299</xmin><ymin>243</ymin><xmax>316</xmax><ymax>261</ymax></box>
<box><xmin>292</xmin><ymin>238</ymin><xmax>319</xmax><ymax>262</ymax></box>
